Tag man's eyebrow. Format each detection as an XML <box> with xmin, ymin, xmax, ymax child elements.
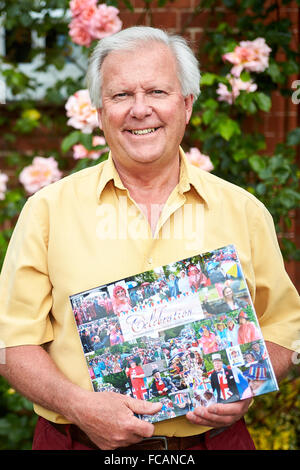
<box><xmin>105</xmin><ymin>81</ymin><xmax>173</xmax><ymax>94</ymax></box>
<box><xmin>103</xmin><ymin>84</ymin><xmax>129</xmax><ymax>95</ymax></box>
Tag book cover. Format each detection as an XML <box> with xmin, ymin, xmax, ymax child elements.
<box><xmin>69</xmin><ymin>244</ymin><xmax>278</xmax><ymax>423</ymax></box>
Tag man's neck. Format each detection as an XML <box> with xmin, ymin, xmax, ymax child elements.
<box><xmin>112</xmin><ymin>154</ymin><xmax>181</xmax><ymax>234</ymax></box>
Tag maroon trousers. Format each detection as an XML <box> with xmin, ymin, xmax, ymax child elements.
<box><xmin>32</xmin><ymin>416</ymin><xmax>256</xmax><ymax>451</ymax></box>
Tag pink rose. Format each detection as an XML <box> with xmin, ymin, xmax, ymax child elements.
<box><xmin>73</xmin><ymin>136</ymin><xmax>109</xmax><ymax>160</ymax></box>
<box><xmin>76</xmin><ymin>3</ymin><xmax>98</xmax><ymax>27</ymax></box>
<box><xmin>19</xmin><ymin>157</ymin><xmax>62</xmax><ymax>194</ymax></box>
<box><xmin>68</xmin><ymin>18</ymin><xmax>93</xmax><ymax>47</ymax></box>
<box><xmin>70</xmin><ymin>0</ymin><xmax>97</xmax><ymax>16</ymax></box>
<box><xmin>185</xmin><ymin>148</ymin><xmax>214</xmax><ymax>172</ymax></box>
<box><xmin>65</xmin><ymin>89</ymin><xmax>99</xmax><ymax>134</ymax></box>
<box><xmin>68</xmin><ymin>2</ymin><xmax>122</xmax><ymax>46</ymax></box>
<box><xmin>223</xmin><ymin>38</ymin><xmax>271</xmax><ymax>77</ymax></box>
<box><xmin>91</xmin><ymin>5</ymin><xmax>122</xmax><ymax>39</ymax></box>
<box><xmin>216</xmin><ymin>75</ymin><xmax>257</xmax><ymax>104</ymax></box>
<box><xmin>0</xmin><ymin>172</ymin><xmax>8</xmax><ymax>200</ymax></box>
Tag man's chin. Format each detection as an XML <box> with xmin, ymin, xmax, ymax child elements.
<box><xmin>126</xmin><ymin>152</ymin><xmax>166</xmax><ymax>165</ymax></box>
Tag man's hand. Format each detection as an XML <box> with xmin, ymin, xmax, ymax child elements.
<box><xmin>186</xmin><ymin>398</ymin><xmax>252</xmax><ymax>429</ymax></box>
<box><xmin>71</xmin><ymin>390</ymin><xmax>162</xmax><ymax>450</ymax></box>
<box><xmin>0</xmin><ymin>346</ymin><xmax>162</xmax><ymax>451</ymax></box>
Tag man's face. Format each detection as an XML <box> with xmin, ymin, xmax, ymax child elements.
<box><xmin>213</xmin><ymin>360</ymin><xmax>223</xmax><ymax>372</ymax></box>
<box><xmin>97</xmin><ymin>42</ymin><xmax>193</xmax><ymax>170</ymax></box>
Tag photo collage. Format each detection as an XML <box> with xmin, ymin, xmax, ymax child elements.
<box><xmin>70</xmin><ymin>244</ymin><xmax>278</xmax><ymax>424</ymax></box>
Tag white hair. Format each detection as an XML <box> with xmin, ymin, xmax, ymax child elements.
<box><xmin>86</xmin><ymin>26</ymin><xmax>201</xmax><ymax>108</ymax></box>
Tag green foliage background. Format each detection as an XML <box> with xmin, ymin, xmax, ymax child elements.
<box><xmin>0</xmin><ymin>0</ymin><xmax>299</xmax><ymax>450</ymax></box>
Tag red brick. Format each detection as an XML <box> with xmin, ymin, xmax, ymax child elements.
<box><xmin>180</xmin><ymin>11</ymin><xmax>211</xmax><ymax>29</ymax></box>
<box><xmin>151</xmin><ymin>10</ymin><xmax>178</xmax><ymax>29</ymax></box>
<box><xmin>119</xmin><ymin>11</ymin><xmax>148</xmax><ymax>29</ymax></box>
<box><xmin>168</xmin><ymin>0</ymin><xmax>194</xmax><ymax>8</ymax></box>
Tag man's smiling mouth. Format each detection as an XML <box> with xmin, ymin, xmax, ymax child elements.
<box><xmin>127</xmin><ymin>127</ymin><xmax>160</xmax><ymax>135</ymax></box>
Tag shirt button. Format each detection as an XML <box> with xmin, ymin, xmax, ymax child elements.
<box><xmin>148</xmin><ymin>257</ymin><xmax>153</xmax><ymax>265</ymax></box>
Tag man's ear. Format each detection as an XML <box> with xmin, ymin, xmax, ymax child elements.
<box><xmin>184</xmin><ymin>94</ymin><xmax>194</xmax><ymax>125</ymax></box>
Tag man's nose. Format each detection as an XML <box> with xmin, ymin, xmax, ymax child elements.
<box><xmin>129</xmin><ymin>93</ymin><xmax>152</xmax><ymax>119</ymax></box>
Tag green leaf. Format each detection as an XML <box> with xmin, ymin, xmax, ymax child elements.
<box><xmin>282</xmin><ymin>59</ymin><xmax>300</xmax><ymax>75</ymax></box>
<box><xmin>240</xmin><ymin>70</ymin><xmax>251</xmax><ymax>82</ymax></box>
<box><xmin>249</xmin><ymin>154</ymin><xmax>266</xmax><ymax>173</ymax></box>
<box><xmin>200</xmin><ymin>73</ymin><xmax>218</xmax><ymax>86</ymax></box>
<box><xmin>235</xmin><ymin>92</ymin><xmax>257</xmax><ymax>114</ymax></box>
<box><xmin>79</xmin><ymin>132</ymin><xmax>93</xmax><ymax>150</ymax></box>
<box><xmin>267</xmin><ymin>61</ymin><xmax>284</xmax><ymax>83</ymax></box>
<box><xmin>233</xmin><ymin>149</ymin><xmax>247</xmax><ymax>162</ymax></box>
<box><xmin>121</xmin><ymin>0</ymin><xmax>134</xmax><ymax>11</ymax></box>
<box><xmin>217</xmin><ymin>118</ymin><xmax>241</xmax><ymax>141</ymax></box>
<box><xmin>254</xmin><ymin>93</ymin><xmax>272</xmax><ymax>112</ymax></box>
<box><xmin>286</xmin><ymin>128</ymin><xmax>300</xmax><ymax>146</ymax></box>
<box><xmin>256</xmin><ymin>182</ymin><xmax>267</xmax><ymax>196</ymax></box>
<box><xmin>202</xmin><ymin>109</ymin><xmax>215</xmax><ymax>125</ymax></box>
<box><xmin>61</xmin><ymin>131</ymin><xmax>81</xmax><ymax>153</ymax></box>
<box><xmin>203</xmin><ymin>98</ymin><xmax>218</xmax><ymax>110</ymax></box>
<box><xmin>222</xmin><ymin>0</ymin><xmax>237</xmax><ymax>9</ymax></box>
<box><xmin>51</xmin><ymin>56</ymin><xmax>66</xmax><ymax>71</ymax></box>
<box><xmin>278</xmin><ymin>188</ymin><xmax>300</xmax><ymax>209</ymax></box>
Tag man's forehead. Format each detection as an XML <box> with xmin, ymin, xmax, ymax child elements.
<box><xmin>103</xmin><ymin>40</ymin><xmax>171</xmax><ymax>61</ymax></box>
<box><xmin>101</xmin><ymin>55</ymin><xmax>179</xmax><ymax>96</ymax></box>
<box><xmin>101</xmin><ymin>41</ymin><xmax>176</xmax><ymax>76</ymax></box>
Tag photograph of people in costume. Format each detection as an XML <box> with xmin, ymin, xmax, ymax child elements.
<box><xmin>84</xmin><ymin>322</ymin><xmax>213</xmax><ymax>422</ymax></box>
<box><xmin>70</xmin><ymin>244</ymin><xmax>278</xmax><ymax>423</ymax></box>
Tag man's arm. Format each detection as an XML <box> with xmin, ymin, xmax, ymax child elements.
<box><xmin>265</xmin><ymin>341</ymin><xmax>294</xmax><ymax>382</ymax></box>
<box><xmin>0</xmin><ymin>344</ymin><xmax>161</xmax><ymax>450</ymax></box>
<box><xmin>186</xmin><ymin>341</ymin><xmax>294</xmax><ymax>428</ymax></box>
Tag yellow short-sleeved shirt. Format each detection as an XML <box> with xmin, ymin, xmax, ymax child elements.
<box><xmin>0</xmin><ymin>148</ymin><xmax>299</xmax><ymax>437</ymax></box>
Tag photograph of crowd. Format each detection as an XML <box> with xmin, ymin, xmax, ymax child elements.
<box><xmin>70</xmin><ymin>244</ymin><xmax>278</xmax><ymax>423</ymax></box>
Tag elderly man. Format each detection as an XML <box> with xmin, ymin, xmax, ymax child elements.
<box><xmin>0</xmin><ymin>26</ymin><xmax>299</xmax><ymax>451</ymax></box>
<box><xmin>150</xmin><ymin>369</ymin><xmax>175</xmax><ymax>397</ymax></box>
<box><xmin>209</xmin><ymin>354</ymin><xmax>240</xmax><ymax>403</ymax></box>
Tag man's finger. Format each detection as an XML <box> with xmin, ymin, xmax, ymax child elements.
<box><xmin>206</xmin><ymin>398</ymin><xmax>252</xmax><ymax>417</ymax></box>
<box><xmin>186</xmin><ymin>398</ymin><xmax>252</xmax><ymax>428</ymax></box>
<box><xmin>126</xmin><ymin>395</ymin><xmax>163</xmax><ymax>416</ymax></box>
<box><xmin>186</xmin><ymin>408</ymin><xmax>235</xmax><ymax>428</ymax></box>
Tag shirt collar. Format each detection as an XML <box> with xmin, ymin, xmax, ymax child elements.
<box><xmin>96</xmin><ymin>152</ymin><xmax>126</xmax><ymax>200</ymax></box>
<box><xmin>96</xmin><ymin>147</ymin><xmax>209</xmax><ymax>206</ymax></box>
<box><xmin>178</xmin><ymin>147</ymin><xmax>209</xmax><ymax>205</ymax></box>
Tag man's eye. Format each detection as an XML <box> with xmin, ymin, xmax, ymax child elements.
<box><xmin>152</xmin><ymin>90</ymin><xmax>165</xmax><ymax>95</ymax></box>
<box><xmin>113</xmin><ymin>93</ymin><xmax>128</xmax><ymax>99</ymax></box>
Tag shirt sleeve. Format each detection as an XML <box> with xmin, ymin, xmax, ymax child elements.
<box><xmin>0</xmin><ymin>195</ymin><xmax>54</xmax><ymax>348</ymax></box>
<box><xmin>250</xmin><ymin>202</ymin><xmax>300</xmax><ymax>351</ymax></box>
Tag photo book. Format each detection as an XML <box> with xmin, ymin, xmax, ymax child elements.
<box><xmin>69</xmin><ymin>244</ymin><xmax>278</xmax><ymax>423</ymax></box>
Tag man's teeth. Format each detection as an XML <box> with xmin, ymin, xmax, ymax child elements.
<box><xmin>130</xmin><ymin>128</ymin><xmax>157</xmax><ymax>135</ymax></box>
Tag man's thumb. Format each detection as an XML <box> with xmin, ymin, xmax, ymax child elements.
<box><xmin>127</xmin><ymin>397</ymin><xmax>162</xmax><ymax>416</ymax></box>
